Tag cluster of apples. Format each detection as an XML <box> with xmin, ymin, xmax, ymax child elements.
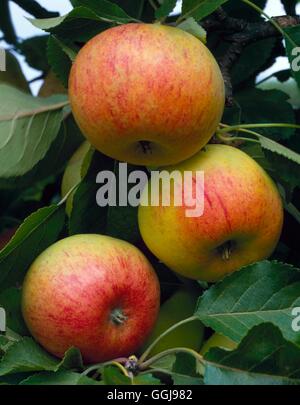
<box><xmin>21</xmin><ymin>23</ymin><xmax>283</xmax><ymax>364</ymax></box>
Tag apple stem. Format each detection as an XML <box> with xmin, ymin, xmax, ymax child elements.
<box><xmin>138</xmin><ymin>315</ymin><xmax>200</xmax><ymax>364</ymax></box>
<box><xmin>219</xmin><ymin>123</ymin><xmax>300</xmax><ymax>133</ymax></box>
<box><xmin>139</xmin><ymin>347</ymin><xmax>205</xmax><ymax>372</ymax></box>
<box><xmin>81</xmin><ymin>358</ymin><xmax>129</xmax><ymax>378</ymax></box>
<box><xmin>110</xmin><ymin>308</ymin><xmax>128</xmax><ymax>325</ymax></box>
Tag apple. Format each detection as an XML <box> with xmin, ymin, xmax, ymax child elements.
<box><xmin>138</xmin><ymin>144</ymin><xmax>284</xmax><ymax>282</ymax></box>
<box><xmin>21</xmin><ymin>234</ymin><xmax>160</xmax><ymax>363</ymax></box>
<box><xmin>200</xmin><ymin>333</ymin><xmax>237</xmax><ymax>356</ymax></box>
<box><xmin>61</xmin><ymin>141</ymin><xmax>90</xmax><ymax>215</ymax></box>
<box><xmin>139</xmin><ymin>288</ymin><xmax>204</xmax><ymax>357</ymax></box>
<box><xmin>69</xmin><ymin>23</ymin><xmax>225</xmax><ymax>166</ymax></box>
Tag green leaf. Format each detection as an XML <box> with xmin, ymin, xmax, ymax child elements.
<box><xmin>75</xmin><ymin>0</ymin><xmax>135</xmax><ymax>23</ymax></box>
<box><xmin>263</xmin><ymin>146</ymin><xmax>300</xmax><ymax>191</ymax></box>
<box><xmin>47</xmin><ymin>36</ymin><xmax>73</xmax><ymax>88</ymax></box>
<box><xmin>69</xmin><ymin>150</ymin><xmax>114</xmax><ymax>235</ymax></box>
<box><xmin>102</xmin><ymin>366</ymin><xmax>131</xmax><ymax>385</ymax></box>
<box><xmin>106</xmin><ymin>163</ymin><xmax>142</xmax><ymax>244</ymax></box>
<box><xmin>0</xmin><ymin>85</ymin><xmax>68</xmax><ymax>178</ymax></box>
<box><xmin>251</xmin><ymin>130</ymin><xmax>300</xmax><ymax>190</ymax></box>
<box><xmin>231</xmin><ymin>38</ymin><xmax>276</xmax><ymax>86</ymax></box>
<box><xmin>0</xmin><ymin>204</ymin><xmax>65</xmax><ymax>292</ymax></box>
<box><xmin>177</xmin><ymin>17</ymin><xmax>207</xmax><ymax>43</ymax></box>
<box><xmin>30</xmin><ymin>2</ymin><xmax>134</xmax><ymax>34</ymax></box>
<box><xmin>102</xmin><ymin>366</ymin><xmax>160</xmax><ymax>385</ymax></box>
<box><xmin>0</xmin><ymin>288</ymin><xmax>29</xmax><ymax>335</ymax></box>
<box><xmin>0</xmin><ymin>337</ymin><xmax>84</xmax><ymax>378</ymax></box>
<box><xmin>284</xmin><ymin>25</ymin><xmax>300</xmax><ymax>88</ymax></box>
<box><xmin>181</xmin><ymin>0</ymin><xmax>228</xmax><ymax>22</ymax></box>
<box><xmin>171</xmin><ymin>353</ymin><xmax>203</xmax><ymax>385</ymax></box>
<box><xmin>30</xmin><ymin>7</ymin><xmax>110</xmax><ymax>42</ymax></box>
<box><xmin>18</xmin><ymin>36</ymin><xmax>49</xmax><ymax>73</ymax></box>
<box><xmin>195</xmin><ymin>261</ymin><xmax>300</xmax><ymax>345</ymax></box>
<box><xmin>0</xmin><ymin>337</ymin><xmax>58</xmax><ymax>376</ymax></box>
<box><xmin>29</xmin><ymin>7</ymin><xmax>103</xmax><ymax>29</ymax></box>
<box><xmin>0</xmin><ymin>336</ymin><xmax>15</xmax><ymax>355</ymax></box>
<box><xmin>256</xmin><ymin>133</ymin><xmax>300</xmax><ymax>166</ymax></box>
<box><xmin>116</xmin><ymin>0</ymin><xmax>155</xmax><ymax>22</ymax></box>
<box><xmin>155</xmin><ymin>0</ymin><xmax>177</xmax><ymax>19</ymax></box>
<box><xmin>0</xmin><ymin>115</ymin><xmax>84</xmax><ymax>190</ymax></box>
<box><xmin>236</xmin><ymin>89</ymin><xmax>295</xmax><ymax>141</ymax></box>
<box><xmin>20</xmin><ymin>370</ymin><xmax>101</xmax><ymax>385</ymax></box>
<box><xmin>204</xmin><ymin>324</ymin><xmax>300</xmax><ymax>385</ymax></box>
<box><xmin>50</xmin><ymin>36</ymin><xmax>77</xmax><ymax>62</ymax></box>
<box><xmin>58</xmin><ymin>347</ymin><xmax>83</xmax><ymax>372</ymax></box>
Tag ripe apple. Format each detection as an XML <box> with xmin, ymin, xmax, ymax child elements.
<box><xmin>69</xmin><ymin>23</ymin><xmax>225</xmax><ymax>166</ymax></box>
<box><xmin>139</xmin><ymin>288</ymin><xmax>204</xmax><ymax>357</ymax></box>
<box><xmin>61</xmin><ymin>141</ymin><xmax>90</xmax><ymax>215</ymax></box>
<box><xmin>200</xmin><ymin>333</ymin><xmax>237</xmax><ymax>356</ymax></box>
<box><xmin>22</xmin><ymin>234</ymin><xmax>160</xmax><ymax>363</ymax></box>
<box><xmin>138</xmin><ymin>144</ymin><xmax>284</xmax><ymax>282</ymax></box>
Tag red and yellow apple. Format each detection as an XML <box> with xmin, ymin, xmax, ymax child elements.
<box><xmin>21</xmin><ymin>234</ymin><xmax>160</xmax><ymax>363</ymax></box>
<box><xmin>69</xmin><ymin>23</ymin><xmax>225</xmax><ymax>166</ymax></box>
<box><xmin>138</xmin><ymin>144</ymin><xmax>284</xmax><ymax>282</ymax></box>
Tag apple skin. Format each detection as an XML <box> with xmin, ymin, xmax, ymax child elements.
<box><xmin>61</xmin><ymin>141</ymin><xmax>90</xmax><ymax>215</ymax></box>
<box><xmin>139</xmin><ymin>289</ymin><xmax>204</xmax><ymax>357</ymax></box>
<box><xmin>138</xmin><ymin>144</ymin><xmax>284</xmax><ymax>282</ymax></box>
<box><xmin>200</xmin><ymin>333</ymin><xmax>237</xmax><ymax>356</ymax></box>
<box><xmin>21</xmin><ymin>234</ymin><xmax>160</xmax><ymax>363</ymax></box>
<box><xmin>69</xmin><ymin>23</ymin><xmax>225</xmax><ymax>166</ymax></box>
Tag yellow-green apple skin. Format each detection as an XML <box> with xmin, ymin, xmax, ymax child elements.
<box><xmin>138</xmin><ymin>144</ymin><xmax>284</xmax><ymax>282</ymax></box>
<box><xmin>68</xmin><ymin>23</ymin><xmax>225</xmax><ymax>166</ymax></box>
<box><xmin>61</xmin><ymin>141</ymin><xmax>90</xmax><ymax>215</ymax></box>
<box><xmin>139</xmin><ymin>289</ymin><xmax>204</xmax><ymax>356</ymax></box>
<box><xmin>21</xmin><ymin>234</ymin><xmax>160</xmax><ymax>363</ymax></box>
<box><xmin>200</xmin><ymin>333</ymin><xmax>237</xmax><ymax>356</ymax></box>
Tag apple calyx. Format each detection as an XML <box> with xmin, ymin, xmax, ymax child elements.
<box><xmin>110</xmin><ymin>308</ymin><xmax>128</xmax><ymax>326</ymax></box>
<box><xmin>139</xmin><ymin>141</ymin><xmax>153</xmax><ymax>154</ymax></box>
<box><xmin>218</xmin><ymin>240</ymin><xmax>234</xmax><ymax>261</ymax></box>
<box><xmin>125</xmin><ymin>355</ymin><xmax>140</xmax><ymax>375</ymax></box>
